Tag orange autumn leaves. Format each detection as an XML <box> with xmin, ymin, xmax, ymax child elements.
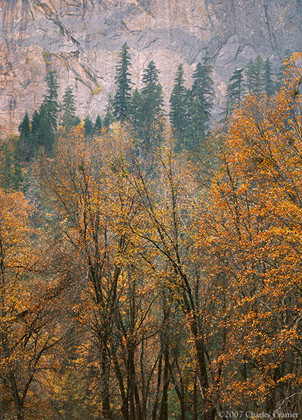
<box><xmin>197</xmin><ymin>53</ymin><xmax>302</xmax><ymax>409</ymax></box>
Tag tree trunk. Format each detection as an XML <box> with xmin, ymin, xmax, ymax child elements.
<box><xmin>100</xmin><ymin>343</ymin><xmax>113</xmax><ymax>420</ymax></box>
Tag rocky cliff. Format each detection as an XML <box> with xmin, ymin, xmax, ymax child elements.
<box><xmin>0</xmin><ymin>0</ymin><xmax>301</xmax><ymax>133</ymax></box>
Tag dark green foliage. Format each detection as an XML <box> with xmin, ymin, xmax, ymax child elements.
<box><xmin>0</xmin><ymin>139</ymin><xmax>23</xmax><ymax>191</ymax></box>
<box><xmin>94</xmin><ymin>114</ymin><xmax>103</xmax><ymax>133</ymax></box>
<box><xmin>263</xmin><ymin>59</ymin><xmax>275</xmax><ymax>97</ymax></box>
<box><xmin>129</xmin><ymin>88</ymin><xmax>143</xmax><ymax>133</ymax></box>
<box><xmin>103</xmin><ymin>94</ymin><xmax>116</xmax><ymax>130</ymax></box>
<box><xmin>18</xmin><ymin>112</ymin><xmax>36</xmax><ymax>161</ymax></box>
<box><xmin>41</xmin><ymin>70</ymin><xmax>59</xmax><ymax>133</ymax></box>
<box><xmin>224</xmin><ymin>68</ymin><xmax>245</xmax><ymax>118</ymax></box>
<box><xmin>18</xmin><ymin>112</ymin><xmax>30</xmax><ymax>139</ymax></box>
<box><xmin>187</xmin><ymin>56</ymin><xmax>214</xmax><ymax>150</ymax></box>
<box><xmin>137</xmin><ymin>60</ymin><xmax>165</xmax><ymax>149</ymax></box>
<box><xmin>61</xmin><ymin>86</ymin><xmax>79</xmax><ymax>130</ymax></box>
<box><xmin>113</xmin><ymin>43</ymin><xmax>132</xmax><ymax>121</ymax></box>
<box><xmin>84</xmin><ymin>117</ymin><xmax>94</xmax><ymax>137</ymax></box>
<box><xmin>12</xmin><ymin>146</ymin><xmax>23</xmax><ymax>190</ymax></box>
<box><xmin>31</xmin><ymin>107</ymin><xmax>54</xmax><ymax>152</ymax></box>
<box><xmin>31</xmin><ymin>71</ymin><xmax>59</xmax><ymax>153</ymax></box>
<box><xmin>169</xmin><ymin>64</ymin><xmax>189</xmax><ymax>151</ymax></box>
<box><xmin>31</xmin><ymin>110</ymin><xmax>41</xmax><ymax>137</ymax></box>
<box><xmin>0</xmin><ymin>142</ymin><xmax>13</xmax><ymax>191</ymax></box>
<box><xmin>228</xmin><ymin>68</ymin><xmax>245</xmax><ymax>107</ymax></box>
<box><xmin>246</xmin><ymin>56</ymin><xmax>264</xmax><ymax>94</ymax></box>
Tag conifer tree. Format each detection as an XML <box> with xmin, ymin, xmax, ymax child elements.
<box><xmin>103</xmin><ymin>94</ymin><xmax>116</xmax><ymax>130</ymax></box>
<box><xmin>169</xmin><ymin>64</ymin><xmax>189</xmax><ymax>150</ymax></box>
<box><xmin>224</xmin><ymin>68</ymin><xmax>245</xmax><ymax>118</ymax></box>
<box><xmin>139</xmin><ymin>60</ymin><xmax>164</xmax><ymax>149</ymax></box>
<box><xmin>187</xmin><ymin>55</ymin><xmax>214</xmax><ymax>150</ymax></box>
<box><xmin>61</xmin><ymin>86</ymin><xmax>79</xmax><ymax>130</ymax></box>
<box><xmin>245</xmin><ymin>55</ymin><xmax>264</xmax><ymax>94</ymax></box>
<box><xmin>18</xmin><ymin>112</ymin><xmax>34</xmax><ymax>161</ymax></box>
<box><xmin>94</xmin><ymin>114</ymin><xmax>103</xmax><ymax>133</ymax></box>
<box><xmin>34</xmin><ymin>70</ymin><xmax>59</xmax><ymax>153</ymax></box>
<box><xmin>18</xmin><ymin>112</ymin><xmax>30</xmax><ymax>139</ymax></box>
<box><xmin>31</xmin><ymin>110</ymin><xmax>41</xmax><ymax>137</ymax></box>
<box><xmin>263</xmin><ymin>58</ymin><xmax>275</xmax><ymax>97</ymax></box>
<box><xmin>41</xmin><ymin>70</ymin><xmax>59</xmax><ymax>133</ymax></box>
<box><xmin>13</xmin><ymin>146</ymin><xmax>23</xmax><ymax>190</ymax></box>
<box><xmin>113</xmin><ymin>43</ymin><xmax>132</xmax><ymax>121</ymax></box>
<box><xmin>129</xmin><ymin>88</ymin><xmax>142</xmax><ymax>134</ymax></box>
<box><xmin>0</xmin><ymin>143</ymin><xmax>12</xmax><ymax>191</ymax></box>
<box><xmin>84</xmin><ymin>117</ymin><xmax>94</xmax><ymax>137</ymax></box>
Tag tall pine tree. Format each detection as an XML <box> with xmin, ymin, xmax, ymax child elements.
<box><xmin>103</xmin><ymin>94</ymin><xmax>116</xmax><ymax>130</ymax></box>
<box><xmin>61</xmin><ymin>86</ymin><xmax>80</xmax><ymax>130</ymax></box>
<box><xmin>41</xmin><ymin>70</ymin><xmax>59</xmax><ymax>133</ymax></box>
<box><xmin>94</xmin><ymin>114</ymin><xmax>103</xmax><ymax>133</ymax></box>
<box><xmin>139</xmin><ymin>60</ymin><xmax>164</xmax><ymax>150</ymax></box>
<box><xmin>129</xmin><ymin>88</ymin><xmax>143</xmax><ymax>134</ymax></box>
<box><xmin>224</xmin><ymin>68</ymin><xmax>245</xmax><ymax>119</ymax></box>
<box><xmin>187</xmin><ymin>55</ymin><xmax>214</xmax><ymax>150</ymax></box>
<box><xmin>169</xmin><ymin>64</ymin><xmax>189</xmax><ymax>151</ymax></box>
<box><xmin>18</xmin><ymin>112</ymin><xmax>34</xmax><ymax>161</ymax></box>
<box><xmin>263</xmin><ymin>58</ymin><xmax>275</xmax><ymax>97</ymax></box>
<box><xmin>245</xmin><ymin>56</ymin><xmax>264</xmax><ymax>94</ymax></box>
<box><xmin>113</xmin><ymin>43</ymin><xmax>132</xmax><ymax>122</ymax></box>
<box><xmin>33</xmin><ymin>70</ymin><xmax>59</xmax><ymax>153</ymax></box>
<box><xmin>84</xmin><ymin>117</ymin><xmax>94</xmax><ymax>137</ymax></box>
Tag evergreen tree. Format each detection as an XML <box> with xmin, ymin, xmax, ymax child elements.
<box><xmin>103</xmin><ymin>94</ymin><xmax>116</xmax><ymax>130</ymax></box>
<box><xmin>94</xmin><ymin>114</ymin><xmax>103</xmax><ymax>133</ymax></box>
<box><xmin>0</xmin><ymin>143</ymin><xmax>13</xmax><ymax>191</ymax></box>
<box><xmin>34</xmin><ymin>70</ymin><xmax>59</xmax><ymax>153</ymax></box>
<box><xmin>262</xmin><ymin>58</ymin><xmax>275</xmax><ymax>97</ymax></box>
<box><xmin>224</xmin><ymin>68</ymin><xmax>245</xmax><ymax>118</ymax></box>
<box><xmin>187</xmin><ymin>55</ymin><xmax>214</xmax><ymax>149</ymax></box>
<box><xmin>18</xmin><ymin>112</ymin><xmax>34</xmax><ymax>161</ymax></box>
<box><xmin>84</xmin><ymin>117</ymin><xmax>94</xmax><ymax>137</ymax></box>
<box><xmin>61</xmin><ymin>86</ymin><xmax>79</xmax><ymax>130</ymax></box>
<box><xmin>276</xmin><ymin>50</ymin><xmax>292</xmax><ymax>91</ymax></box>
<box><xmin>31</xmin><ymin>110</ymin><xmax>41</xmax><ymax>137</ymax></box>
<box><xmin>113</xmin><ymin>43</ymin><xmax>132</xmax><ymax>121</ymax></box>
<box><xmin>32</xmin><ymin>107</ymin><xmax>52</xmax><ymax>152</ymax></box>
<box><xmin>139</xmin><ymin>60</ymin><xmax>165</xmax><ymax>149</ymax></box>
<box><xmin>245</xmin><ymin>56</ymin><xmax>264</xmax><ymax>94</ymax></box>
<box><xmin>41</xmin><ymin>70</ymin><xmax>59</xmax><ymax>133</ymax></box>
<box><xmin>129</xmin><ymin>88</ymin><xmax>143</xmax><ymax>133</ymax></box>
<box><xmin>169</xmin><ymin>64</ymin><xmax>189</xmax><ymax>151</ymax></box>
<box><xmin>0</xmin><ymin>137</ymin><xmax>22</xmax><ymax>190</ymax></box>
<box><xmin>13</xmin><ymin>146</ymin><xmax>23</xmax><ymax>190</ymax></box>
<box><xmin>18</xmin><ymin>112</ymin><xmax>30</xmax><ymax>139</ymax></box>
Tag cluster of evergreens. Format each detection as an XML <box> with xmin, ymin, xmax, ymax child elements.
<box><xmin>1</xmin><ymin>45</ymin><xmax>290</xmax><ymax>197</ymax></box>
<box><xmin>18</xmin><ymin>72</ymin><xmax>80</xmax><ymax>162</ymax></box>
<box><xmin>15</xmin><ymin>44</ymin><xmax>289</xmax><ymax>168</ymax></box>
<box><xmin>223</xmin><ymin>54</ymin><xmax>290</xmax><ymax>118</ymax></box>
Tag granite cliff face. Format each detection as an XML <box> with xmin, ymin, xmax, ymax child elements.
<box><xmin>0</xmin><ymin>0</ymin><xmax>301</xmax><ymax>132</ymax></box>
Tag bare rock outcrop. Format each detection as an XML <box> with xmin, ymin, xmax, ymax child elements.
<box><xmin>0</xmin><ymin>0</ymin><xmax>301</xmax><ymax>132</ymax></box>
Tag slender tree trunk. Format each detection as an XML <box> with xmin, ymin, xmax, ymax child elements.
<box><xmin>100</xmin><ymin>342</ymin><xmax>113</xmax><ymax>420</ymax></box>
<box><xmin>193</xmin><ymin>375</ymin><xmax>198</xmax><ymax>420</ymax></box>
<box><xmin>192</xmin><ymin>328</ymin><xmax>216</xmax><ymax>420</ymax></box>
<box><xmin>159</xmin><ymin>344</ymin><xmax>169</xmax><ymax>420</ymax></box>
<box><xmin>17</xmin><ymin>406</ymin><xmax>24</xmax><ymax>420</ymax></box>
<box><xmin>152</xmin><ymin>354</ymin><xmax>162</xmax><ymax>420</ymax></box>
